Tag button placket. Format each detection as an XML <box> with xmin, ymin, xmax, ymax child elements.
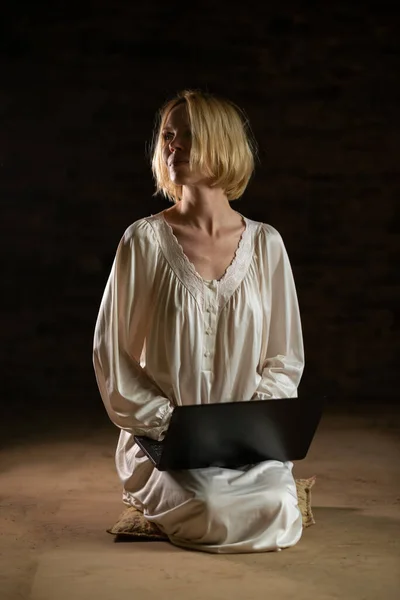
<box><xmin>202</xmin><ymin>282</ymin><xmax>218</xmax><ymax>369</ymax></box>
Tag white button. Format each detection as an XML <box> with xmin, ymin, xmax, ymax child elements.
<box><xmin>205</xmin><ymin>328</ymin><xmax>212</xmax><ymax>335</ymax></box>
<box><xmin>204</xmin><ymin>351</ymin><xmax>211</xmax><ymax>357</ymax></box>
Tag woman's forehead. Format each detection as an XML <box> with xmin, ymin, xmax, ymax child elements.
<box><xmin>163</xmin><ymin>103</ymin><xmax>189</xmax><ymax>129</ymax></box>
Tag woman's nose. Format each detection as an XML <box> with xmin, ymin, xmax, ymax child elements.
<box><xmin>169</xmin><ymin>135</ymin><xmax>184</xmax><ymax>152</ymax></box>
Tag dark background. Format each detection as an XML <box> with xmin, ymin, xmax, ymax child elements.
<box><xmin>1</xmin><ymin>0</ymin><xmax>399</xmax><ymax>445</ymax></box>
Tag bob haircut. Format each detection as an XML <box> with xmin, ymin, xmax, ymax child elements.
<box><xmin>150</xmin><ymin>89</ymin><xmax>259</xmax><ymax>203</ymax></box>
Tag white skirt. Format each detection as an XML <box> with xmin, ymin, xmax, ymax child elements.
<box><xmin>122</xmin><ymin>458</ymin><xmax>303</xmax><ymax>554</ymax></box>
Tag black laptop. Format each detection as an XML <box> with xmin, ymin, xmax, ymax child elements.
<box><xmin>134</xmin><ymin>396</ymin><xmax>323</xmax><ymax>471</ymax></box>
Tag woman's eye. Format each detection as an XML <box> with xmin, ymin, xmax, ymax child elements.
<box><xmin>163</xmin><ymin>132</ymin><xmax>173</xmax><ymax>141</ymax></box>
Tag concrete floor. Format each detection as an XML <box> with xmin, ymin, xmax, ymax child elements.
<box><xmin>1</xmin><ymin>405</ymin><xmax>399</xmax><ymax>600</ymax></box>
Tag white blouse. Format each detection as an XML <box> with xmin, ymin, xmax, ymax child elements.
<box><xmin>93</xmin><ymin>211</ymin><xmax>305</xmax><ymax>446</ymax></box>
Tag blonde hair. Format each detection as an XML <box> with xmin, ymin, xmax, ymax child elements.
<box><xmin>149</xmin><ymin>89</ymin><xmax>259</xmax><ymax>203</ymax></box>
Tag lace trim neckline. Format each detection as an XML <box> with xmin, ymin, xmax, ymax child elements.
<box><xmin>161</xmin><ymin>212</ymin><xmax>248</xmax><ymax>285</ymax></box>
<box><xmin>147</xmin><ymin>212</ymin><xmax>257</xmax><ymax>312</ymax></box>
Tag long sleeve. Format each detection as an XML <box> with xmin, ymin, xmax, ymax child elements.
<box><xmin>252</xmin><ymin>224</ymin><xmax>304</xmax><ymax>400</ymax></box>
<box><xmin>93</xmin><ymin>220</ymin><xmax>174</xmax><ymax>440</ymax></box>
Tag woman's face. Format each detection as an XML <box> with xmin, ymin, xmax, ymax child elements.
<box><xmin>162</xmin><ymin>103</ymin><xmax>207</xmax><ymax>186</ymax></box>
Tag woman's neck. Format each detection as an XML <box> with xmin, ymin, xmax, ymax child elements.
<box><xmin>172</xmin><ymin>186</ymin><xmax>239</xmax><ymax>236</ymax></box>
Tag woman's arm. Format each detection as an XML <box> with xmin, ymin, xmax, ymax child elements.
<box><xmin>93</xmin><ymin>220</ymin><xmax>173</xmax><ymax>440</ymax></box>
<box><xmin>252</xmin><ymin>225</ymin><xmax>304</xmax><ymax>399</ymax></box>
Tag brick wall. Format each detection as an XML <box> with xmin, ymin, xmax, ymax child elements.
<box><xmin>2</xmin><ymin>1</ymin><xmax>399</xmax><ymax>433</ymax></box>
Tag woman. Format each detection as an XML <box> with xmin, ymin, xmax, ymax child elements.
<box><xmin>93</xmin><ymin>89</ymin><xmax>305</xmax><ymax>553</ymax></box>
